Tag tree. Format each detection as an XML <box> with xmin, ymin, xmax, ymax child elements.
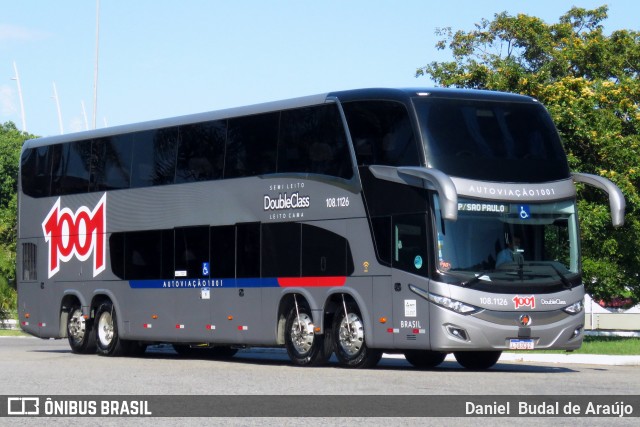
<box><xmin>0</xmin><ymin>121</ymin><xmax>35</xmax><ymax>319</ymax></box>
<box><xmin>417</xmin><ymin>5</ymin><xmax>640</xmax><ymax>304</ymax></box>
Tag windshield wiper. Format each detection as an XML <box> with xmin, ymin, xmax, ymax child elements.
<box><xmin>522</xmin><ymin>262</ymin><xmax>574</xmax><ymax>288</ymax></box>
<box><xmin>461</xmin><ymin>271</ymin><xmax>493</xmax><ymax>287</ymax></box>
<box><xmin>548</xmin><ymin>263</ymin><xmax>573</xmax><ymax>289</ymax></box>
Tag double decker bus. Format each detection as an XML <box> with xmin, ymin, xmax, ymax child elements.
<box><xmin>17</xmin><ymin>88</ymin><xmax>625</xmax><ymax>369</ymax></box>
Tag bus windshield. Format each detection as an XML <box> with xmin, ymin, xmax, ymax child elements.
<box><xmin>434</xmin><ymin>197</ymin><xmax>580</xmax><ymax>287</ymax></box>
<box><xmin>414</xmin><ymin>97</ymin><xmax>570</xmax><ymax>183</ymax></box>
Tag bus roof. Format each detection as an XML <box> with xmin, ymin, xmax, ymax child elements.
<box><xmin>23</xmin><ymin>87</ymin><xmax>537</xmax><ymax>150</ymax></box>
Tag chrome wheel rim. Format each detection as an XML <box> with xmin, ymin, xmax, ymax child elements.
<box><xmin>338</xmin><ymin>312</ymin><xmax>364</xmax><ymax>356</ymax></box>
<box><xmin>290</xmin><ymin>313</ymin><xmax>315</xmax><ymax>354</ymax></box>
<box><xmin>97</xmin><ymin>311</ymin><xmax>114</xmax><ymax>346</ymax></box>
<box><xmin>68</xmin><ymin>308</ymin><xmax>86</xmax><ymax>342</ymax></box>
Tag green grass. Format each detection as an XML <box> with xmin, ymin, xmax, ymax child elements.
<box><xmin>0</xmin><ymin>329</ymin><xmax>28</xmax><ymax>337</ymax></box>
<box><xmin>508</xmin><ymin>336</ymin><xmax>640</xmax><ymax>356</ymax></box>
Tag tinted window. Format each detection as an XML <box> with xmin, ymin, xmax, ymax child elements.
<box><xmin>359</xmin><ymin>167</ymin><xmax>429</xmax><ymax>216</ymax></box>
<box><xmin>301</xmin><ymin>224</ymin><xmax>353</xmax><ymax>276</ymax></box>
<box><xmin>392</xmin><ymin>214</ymin><xmax>428</xmax><ymax>276</ymax></box>
<box><xmin>21</xmin><ymin>146</ymin><xmax>53</xmax><ymax>197</ymax></box>
<box><xmin>415</xmin><ymin>98</ymin><xmax>570</xmax><ymax>182</ymax></box>
<box><xmin>236</xmin><ymin>222</ymin><xmax>260</xmax><ymax>278</ymax></box>
<box><xmin>130</xmin><ymin>128</ymin><xmax>178</xmax><ymax>188</ymax></box>
<box><xmin>278</xmin><ymin>105</ymin><xmax>353</xmax><ymax>179</ymax></box>
<box><xmin>371</xmin><ymin>216</ymin><xmax>392</xmax><ymax>266</ymax></box>
<box><xmin>342</xmin><ymin>101</ymin><xmax>421</xmax><ymax>167</ymax></box>
<box><xmin>210</xmin><ymin>225</ymin><xmax>235</xmax><ymax>278</ymax></box>
<box><xmin>90</xmin><ymin>136</ymin><xmax>132</xmax><ymax>191</ymax></box>
<box><xmin>175</xmin><ymin>226</ymin><xmax>210</xmax><ymax>277</ymax></box>
<box><xmin>50</xmin><ymin>141</ymin><xmax>92</xmax><ymax>195</ymax></box>
<box><xmin>119</xmin><ymin>230</ymin><xmax>173</xmax><ymax>280</ymax></box>
<box><xmin>225</xmin><ymin>113</ymin><xmax>278</xmax><ymax>178</ymax></box>
<box><xmin>176</xmin><ymin>121</ymin><xmax>226</xmax><ymax>183</ymax></box>
<box><xmin>262</xmin><ymin>222</ymin><xmax>301</xmax><ymax>277</ymax></box>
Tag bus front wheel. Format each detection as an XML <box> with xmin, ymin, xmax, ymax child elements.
<box><xmin>453</xmin><ymin>351</ymin><xmax>502</xmax><ymax>370</ymax></box>
<box><xmin>332</xmin><ymin>302</ymin><xmax>381</xmax><ymax>369</ymax></box>
<box><xmin>284</xmin><ymin>302</ymin><xmax>331</xmax><ymax>367</ymax></box>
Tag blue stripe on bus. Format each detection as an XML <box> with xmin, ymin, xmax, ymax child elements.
<box><xmin>128</xmin><ymin>277</ymin><xmax>346</xmax><ymax>289</ymax></box>
<box><xmin>128</xmin><ymin>277</ymin><xmax>280</xmax><ymax>289</ymax></box>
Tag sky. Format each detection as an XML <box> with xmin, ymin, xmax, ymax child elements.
<box><xmin>1</xmin><ymin>0</ymin><xmax>638</xmax><ymax>137</ymax></box>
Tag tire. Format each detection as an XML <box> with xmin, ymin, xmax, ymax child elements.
<box><xmin>404</xmin><ymin>350</ymin><xmax>447</xmax><ymax>369</ymax></box>
<box><xmin>284</xmin><ymin>302</ymin><xmax>331</xmax><ymax>367</ymax></box>
<box><xmin>453</xmin><ymin>351</ymin><xmax>502</xmax><ymax>370</ymax></box>
<box><xmin>332</xmin><ymin>302</ymin><xmax>381</xmax><ymax>369</ymax></box>
<box><xmin>67</xmin><ymin>305</ymin><xmax>96</xmax><ymax>354</ymax></box>
<box><xmin>95</xmin><ymin>301</ymin><xmax>128</xmax><ymax>357</ymax></box>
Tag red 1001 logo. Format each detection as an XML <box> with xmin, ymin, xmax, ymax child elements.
<box><xmin>41</xmin><ymin>194</ymin><xmax>106</xmax><ymax>278</ymax></box>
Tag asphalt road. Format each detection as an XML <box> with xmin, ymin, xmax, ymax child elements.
<box><xmin>1</xmin><ymin>337</ymin><xmax>638</xmax><ymax>426</ymax></box>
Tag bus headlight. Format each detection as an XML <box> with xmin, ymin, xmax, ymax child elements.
<box><xmin>409</xmin><ymin>285</ymin><xmax>479</xmax><ymax>315</ymax></box>
<box><xmin>563</xmin><ymin>300</ymin><xmax>584</xmax><ymax>315</ymax></box>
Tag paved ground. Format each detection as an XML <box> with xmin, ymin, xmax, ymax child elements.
<box><xmin>2</xmin><ymin>333</ymin><xmax>639</xmax><ymax>366</ymax></box>
<box><xmin>242</xmin><ymin>346</ymin><xmax>640</xmax><ymax>366</ymax></box>
<box><xmin>450</xmin><ymin>352</ymin><xmax>640</xmax><ymax>366</ymax></box>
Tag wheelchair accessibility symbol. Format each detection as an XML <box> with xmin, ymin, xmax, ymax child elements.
<box><xmin>202</xmin><ymin>262</ymin><xmax>210</xmax><ymax>276</ymax></box>
<box><xmin>518</xmin><ymin>205</ymin><xmax>531</xmax><ymax>220</ymax></box>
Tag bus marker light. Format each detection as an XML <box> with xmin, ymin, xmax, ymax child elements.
<box><xmin>22</xmin><ymin>321</ymin><xmax>29</xmax><ymax>326</ymax></box>
<box><xmin>25</xmin><ymin>313</ymin><xmax>30</xmax><ymax>319</ymax></box>
<box><xmin>387</xmin><ymin>328</ymin><xmax>399</xmax><ymax>333</ymax></box>
<box><xmin>227</xmin><ymin>316</ymin><xmax>233</xmax><ymax>321</ymax></box>
<box><xmin>38</xmin><ymin>322</ymin><xmax>46</xmax><ymax>327</ymax></box>
<box><xmin>143</xmin><ymin>323</ymin><xmax>152</xmax><ymax>329</ymax></box>
<box><xmin>176</xmin><ymin>324</ymin><xmax>184</xmax><ymax>329</ymax></box>
<box><xmin>379</xmin><ymin>317</ymin><xmax>387</xmax><ymax>324</ymax></box>
<box><xmin>238</xmin><ymin>325</ymin><xmax>248</xmax><ymax>331</ymax></box>
<box><xmin>206</xmin><ymin>325</ymin><xmax>216</xmax><ymax>330</ymax></box>
<box><xmin>151</xmin><ymin>314</ymin><xmax>158</xmax><ymax>319</ymax></box>
<box><xmin>314</xmin><ymin>327</ymin><xmax>321</xmax><ymax>333</ymax></box>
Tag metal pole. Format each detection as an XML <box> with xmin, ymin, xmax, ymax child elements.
<box><xmin>52</xmin><ymin>82</ymin><xmax>64</xmax><ymax>135</ymax></box>
<box><xmin>11</xmin><ymin>61</ymin><xmax>27</xmax><ymax>132</ymax></box>
<box><xmin>93</xmin><ymin>0</ymin><xmax>100</xmax><ymax>129</ymax></box>
<box><xmin>81</xmin><ymin>101</ymin><xmax>89</xmax><ymax>130</ymax></box>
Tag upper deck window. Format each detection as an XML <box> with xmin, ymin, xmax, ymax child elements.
<box><xmin>414</xmin><ymin>98</ymin><xmax>570</xmax><ymax>183</ymax></box>
<box><xmin>278</xmin><ymin>104</ymin><xmax>352</xmax><ymax>179</ymax></box>
<box><xmin>342</xmin><ymin>101</ymin><xmax>421</xmax><ymax>167</ymax></box>
<box><xmin>20</xmin><ymin>104</ymin><xmax>354</xmax><ymax>198</ymax></box>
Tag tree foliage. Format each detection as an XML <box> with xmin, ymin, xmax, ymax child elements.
<box><xmin>417</xmin><ymin>5</ymin><xmax>640</xmax><ymax>303</ymax></box>
<box><xmin>0</xmin><ymin>122</ymin><xmax>34</xmax><ymax>318</ymax></box>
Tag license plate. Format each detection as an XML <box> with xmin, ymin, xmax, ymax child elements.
<box><xmin>509</xmin><ymin>339</ymin><xmax>535</xmax><ymax>350</ymax></box>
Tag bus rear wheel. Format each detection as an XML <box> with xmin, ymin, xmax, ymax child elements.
<box><xmin>332</xmin><ymin>302</ymin><xmax>381</xmax><ymax>369</ymax></box>
<box><xmin>404</xmin><ymin>350</ymin><xmax>447</xmax><ymax>369</ymax></box>
<box><xmin>284</xmin><ymin>303</ymin><xmax>331</xmax><ymax>367</ymax></box>
<box><xmin>67</xmin><ymin>305</ymin><xmax>96</xmax><ymax>354</ymax></box>
<box><xmin>453</xmin><ymin>351</ymin><xmax>502</xmax><ymax>370</ymax></box>
<box><xmin>95</xmin><ymin>302</ymin><xmax>128</xmax><ymax>357</ymax></box>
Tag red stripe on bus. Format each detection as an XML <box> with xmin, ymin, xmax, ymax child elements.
<box><xmin>277</xmin><ymin>276</ymin><xmax>346</xmax><ymax>287</ymax></box>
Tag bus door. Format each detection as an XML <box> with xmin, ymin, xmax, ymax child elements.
<box><xmin>391</xmin><ymin>214</ymin><xmax>431</xmax><ymax>348</ymax></box>
<box><xmin>173</xmin><ymin>226</ymin><xmax>214</xmax><ymax>341</ymax></box>
<box><xmin>233</xmin><ymin>222</ymin><xmax>263</xmax><ymax>344</ymax></box>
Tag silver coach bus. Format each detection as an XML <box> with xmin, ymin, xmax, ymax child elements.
<box><xmin>17</xmin><ymin>88</ymin><xmax>625</xmax><ymax>369</ymax></box>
